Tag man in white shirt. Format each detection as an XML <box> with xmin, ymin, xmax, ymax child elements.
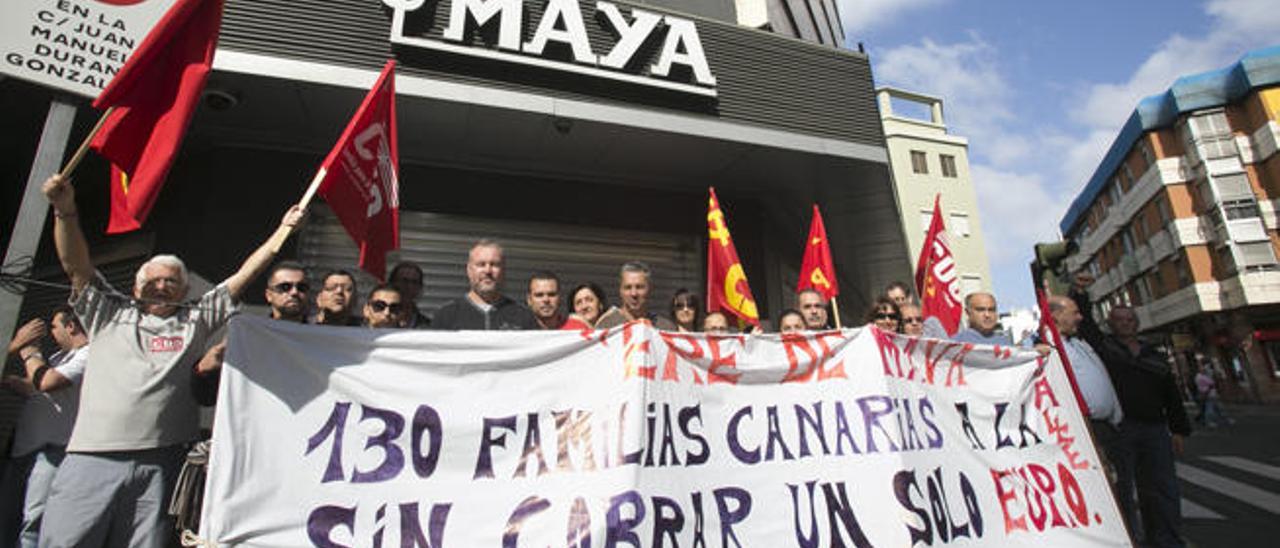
<box><xmin>4</xmin><ymin>305</ymin><xmax>89</xmax><ymax>547</ymax></box>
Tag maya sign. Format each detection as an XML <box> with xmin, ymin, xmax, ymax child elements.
<box><xmin>200</xmin><ymin>315</ymin><xmax>1130</xmax><ymax>546</ymax></box>
<box><xmin>0</xmin><ymin>0</ymin><xmax>177</xmax><ymax>97</ymax></box>
<box><xmin>382</xmin><ymin>0</ymin><xmax>717</xmax><ymax>96</ymax></box>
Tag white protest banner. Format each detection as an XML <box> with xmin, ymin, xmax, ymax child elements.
<box><xmin>201</xmin><ymin>314</ymin><xmax>1130</xmax><ymax>547</ymax></box>
<box><xmin>0</xmin><ymin>0</ymin><xmax>177</xmax><ymax>97</ymax></box>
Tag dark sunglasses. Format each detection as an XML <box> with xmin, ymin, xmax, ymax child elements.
<box><xmin>902</xmin><ymin>316</ymin><xmax>924</xmax><ymax>324</ymax></box>
<box><xmin>271</xmin><ymin>281</ymin><xmax>310</xmax><ymax>294</ymax></box>
<box><xmin>875</xmin><ymin>313</ymin><xmax>901</xmax><ymax>321</ymax></box>
<box><xmin>369</xmin><ymin>300</ymin><xmax>405</xmax><ymax>314</ymax></box>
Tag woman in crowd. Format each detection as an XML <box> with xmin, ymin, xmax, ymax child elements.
<box><xmin>568</xmin><ymin>282</ymin><xmax>608</xmax><ymax>327</ymax></box>
<box><xmin>864</xmin><ymin>297</ymin><xmax>901</xmax><ymax>333</ymax></box>
<box><xmin>670</xmin><ymin>289</ymin><xmax>701</xmax><ymax>332</ymax></box>
<box><xmin>777</xmin><ymin>309</ymin><xmax>806</xmax><ymax>333</ymax></box>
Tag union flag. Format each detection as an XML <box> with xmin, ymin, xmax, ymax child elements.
<box><xmin>313</xmin><ymin>60</ymin><xmax>400</xmax><ymax>279</ymax></box>
<box><xmin>706</xmin><ymin>188</ymin><xmax>760</xmax><ymax>326</ymax></box>
<box><xmin>914</xmin><ymin>195</ymin><xmax>963</xmax><ymax>335</ymax></box>
<box><xmin>796</xmin><ymin>204</ymin><xmax>838</xmax><ymax>299</ymax></box>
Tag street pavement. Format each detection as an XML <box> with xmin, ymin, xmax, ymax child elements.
<box><xmin>1177</xmin><ymin>403</ymin><xmax>1280</xmax><ymax>548</ymax></box>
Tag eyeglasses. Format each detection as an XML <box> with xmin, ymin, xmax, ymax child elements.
<box><xmin>875</xmin><ymin>313</ymin><xmax>901</xmax><ymax>321</ymax></box>
<box><xmin>270</xmin><ymin>281</ymin><xmax>310</xmax><ymax>294</ymax></box>
<box><xmin>902</xmin><ymin>316</ymin><xmax>923</xmax><ymax>324</ymax></box>
<box><xmin>369</xmin><ymin>300</ymin><xmax>404</xmax><ymax>314</ymax></box>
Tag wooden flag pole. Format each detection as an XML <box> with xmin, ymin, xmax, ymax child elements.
<box><xmin>298</xmin><ymin>167</ymin><xmax>328</xmax><ymax>212</ymax></box>
<box><xmin>57</xmin><ymin>107</ymin><xmax>115</xmax><ymax>179</ymax></box>
<box><xmin>831</xmin><ymin>297</ymin><xmax>844</xmax><ymax>329</ymax></box>
<box><xmin>268</xmin><ymin>167</ymin><xmax>329</xmax><ymax>254</ymax></box>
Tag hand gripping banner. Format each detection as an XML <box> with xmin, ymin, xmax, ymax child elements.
<box><xmin>201</xmin><ymin>316</ymin><xmax>1130</xmax><ymax>547</ymax></box>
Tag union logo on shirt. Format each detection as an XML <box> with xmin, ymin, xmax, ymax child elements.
<box><xmin>149</xmin><ymin>336</ymin><xmax>185</xmax><ymax>354</ymax></box>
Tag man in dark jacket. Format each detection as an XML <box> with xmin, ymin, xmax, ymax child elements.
<box><xmin>432</xmin><ymin>239</ymin><xmax>537</xmax><ymax>330</ymax></box>
<box><xmin>1072</xmin><ymin>275</ymin><xmax>1190</xmax><ymax>547</ymax></box>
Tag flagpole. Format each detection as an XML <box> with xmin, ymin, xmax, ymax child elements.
<box><xmin>57</xmin><ymin>107</ymin><xmax>115</xmax><ymax>179</ymax></box>
<box><xmin>830</xmin><ymin>297</ymin><xmax>843</xmax><ymax>329</ymax></box>
<box><xmin>298</xmin><ymin>167</ymin><xmax>328</xmax><ymax>212</ymax></box>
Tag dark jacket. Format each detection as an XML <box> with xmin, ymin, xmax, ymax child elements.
<box><xmin>1071</xmin><ymin>291</ymin><xmax>1191</xmax><ymax>435</ymax></box>
<box><xmin>431</xmin><ymin>294</ymin><xmax>537</xmax><ymax>330</ymax></box>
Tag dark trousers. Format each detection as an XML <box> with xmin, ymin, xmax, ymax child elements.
<box><xmin>1113</xmin><ymin>419</ymin><xmax>1184</xmax><ymax>547</ymax></box>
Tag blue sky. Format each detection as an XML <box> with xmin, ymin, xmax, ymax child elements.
<box><xmin>835</xmin><ymin>0</ymin><xmax>1280</xmax><ymax>309</ymax></box>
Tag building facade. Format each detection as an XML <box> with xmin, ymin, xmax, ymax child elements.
<box><xmin>1060</xmin><ymin>46</ymin><xmax>1280</xmax><ymax>404</ymax></box>
<box><xmin>877</xmin><ymin>87</ymin><xmax>994</xmax><ymax>299</ymax></box>
<box><xmin>2</xmin><ymin>0</ymin><xmax>908</xmax><ymax>335</ymax></box>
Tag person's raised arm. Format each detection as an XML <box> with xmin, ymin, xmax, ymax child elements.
<box><xmin>41</xmin><ymin>175</ymin><xmax>94</xmax><ymax>291</ymax></box>
<box><xmin>222</xmin><ymin>205</ymin><xmax>305</xmax><ymax>300</ymax></box>
<box><xmin>1070</xmin><ymin>273</ymin><xmax>1105</xmax><ymax>349</ymax></box>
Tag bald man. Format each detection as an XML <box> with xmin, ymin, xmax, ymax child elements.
<box><xmin>952</xmin><ymin>292</ymin><xmax>1012</xmax><ymax>345</ymax></box>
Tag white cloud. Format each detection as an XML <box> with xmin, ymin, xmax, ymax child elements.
<box><xmin>837</xmin><ymin>0</ymin><xmax>946</xmax><ymax>33</ymax></box>
<box><xmin>1071</xmin><ymin>0</ymin><xmax>1280</xmax><ymax>130</ymax></box>
<box><xmin>874</xmin><ymin>33</ymin><xmax>1018</xmax><ymax>163</ymax></box>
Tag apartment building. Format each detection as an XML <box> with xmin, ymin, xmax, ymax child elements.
<box><xmin>1060</xmin><ymin>46</ymin><xmax>1280</xmax><ymax>403</ymax></box>
<box><xmin>878</xmin><ymin>87</ymin><xmax>994</xmax><ymax>298</ymax></box>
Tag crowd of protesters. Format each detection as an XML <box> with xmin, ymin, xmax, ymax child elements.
<box><xmin>0</xmin><ymin>173</ymin><xmax>1193</xmax><ymax>547</ymax></box>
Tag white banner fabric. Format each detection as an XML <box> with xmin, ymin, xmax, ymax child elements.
<box><xmin>201</xmin><ymin>314</ymin><xmax>1130</xmax><ymax>547</ymax></box>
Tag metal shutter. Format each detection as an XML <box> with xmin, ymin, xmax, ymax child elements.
<box><xmin>297</xmin><ymin>206</ymin><xmax>702</xmax><ymax>320</ymax></box>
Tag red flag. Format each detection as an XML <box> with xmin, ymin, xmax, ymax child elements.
<box><xmin>706</xmin><ymin>188</ymin><xmax>760</xmax><ymax>326</ymax></box>
<box><xmin>796</xmin><ymin>204</ymin><xmax>838</xmax><ymax>299</ymax></box>
<box><xmin>315</xmin><ymin>60</ymin><xmax>400</xmax><ymax>279</ymax></box>
<box><xmin>89</xmin><ymin>0</ymin><xmax>223</xmax><ymax>234</ymax></box>
<box><xmin>914</xmin><ymin>195</ymin><xmax>963</xmax><ymax>335</ymax></box>
<box><xmin>1034</xmin><ymin>279</ymin><xmax>1090</xmax><ymax>414</ymax></box>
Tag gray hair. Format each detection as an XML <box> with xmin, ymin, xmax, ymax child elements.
<box><xmin>620</xmin><ymin>261</ymin><xmax>651</xmax><ymax>279</ymax></box>
<box><xmin>135</xmin><ymin>254</ymin><xmax>188</xmax><ymax>291</ymax></box>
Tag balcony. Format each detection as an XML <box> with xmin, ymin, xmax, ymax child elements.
<box><xmin>1225</xmin><ymin>217</ymin><xmax>1270</xmax><ymax>243</ymax></box>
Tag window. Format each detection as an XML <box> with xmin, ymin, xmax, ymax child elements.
<box><xmin>1130</xmin><ymin>220</ymin><xmax>1145</xmax><ymax>244</ymax></box>
<box><xmin>1217</xmin><ymin>244</ymin><xmax>1237</xmax><ymax>276</ymax></box>
<box><xmin>1122</xmin><ymin>165</ymin><xmax>1134</xmax><ymax>191</ymax></box>
<box><xmin>950</xmin><ymin>213</ymin><xmax>971</xmax><ymax>237</ymax></box>
<box><xmin>1135</xmin><ymin>276</ymin><xmax>1152</xmax><ymax>305</ymax></box>
<box><xmin>920</xmin><ymin>210</ymin><xmax>934</xmax><ymax>233</ymax></box>
<box><xmin>960</xmin><ymin>275</ymin><xmax>982</xmax><ymax>297</ymax></box>
<box><xmin>940</xmin><ymin>154</ymin><xmax>958</xmax><ymax>178</ymax></box>
<box><xmin>1156</xmin><ymin>198</ymin><xmax>1173</xmax><ymax>225</ymax></box>
<box><xmin>1237</xmin><ymin>242</ymin><xmax>1279</xmax><ymax>269</ymax></box>
<box><xmin>1173</xmin><ymin>254</ymin><xmax>1192</xmax><ymax>287</ymax></box>
<box><xmin>1121</xmin><ymin>230</ymin><xmax>1134</xmax><ymax>254</ymax></box>
<box><xmin>911</xmin><ymin>150</ymin><xmax>928</xmax><ymax>174</ymax></box>
<box><xmin>1184</xmin><ymin>110</ymin><xmax>1237</xmax><ymax>161</ymax></box>
<box><xmin>1109</xmin><ymin>180</ymin><xmax>1123</xmax><ymax>203</ymax></box>
<box><xmin>1222</xmin><ymin>199</ymin><xmax>1261</xmax><ymax>220</ymax></box>
<box><xmin>1213</xmin><ymin>173</ymin><xmax>1253</xmax><ymax>201</ymax></box>
<box><xmin>1140</xmin><ymin>141</ymin><xmax>1155</xmax><ymax>167</ymax></box>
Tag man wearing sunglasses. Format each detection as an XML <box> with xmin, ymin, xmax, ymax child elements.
<box><xmin>264</xmin><ymin>261</ymin><xmax>310</xmax><ymax>323</ymax></box>
<box><xmin>363</xmin><ymin>286</ymin><xmax>405</xmax><ymax>328</ymax></box>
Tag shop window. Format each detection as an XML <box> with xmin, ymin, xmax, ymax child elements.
<box><xmin>911</xmin><ymin>150</ymin><xmax>928</xmax><ymax>174</ymax></box>
<box><xmin>940</xmin><ymin>154</ymin><xmax>958</xmax><ymax>178</ymax></box>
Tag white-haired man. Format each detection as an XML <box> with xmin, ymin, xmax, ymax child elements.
<box><xmin>38</xmin><ymin>174</ymin><xmax>303</xmax><ymax>547</ymax></box>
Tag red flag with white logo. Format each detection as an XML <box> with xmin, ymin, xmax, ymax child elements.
<box><xmin>706</xmin><ymin>188</ymin><xmax>760</xmax><ymax>326</ymax></box>
<box><xmin>914</xmin><ymin>195</ymin><xmax>963</xmax><ymax>335</ymax></box>
<box><xmin>315</xmin><ymin>60</ymin><xmax>400</xmax><ymax>279</ymax></box>
<box><xmin>795</xmin><ymin>204</ymin><xmax>839</xmax><ymax>300</ymax></box>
